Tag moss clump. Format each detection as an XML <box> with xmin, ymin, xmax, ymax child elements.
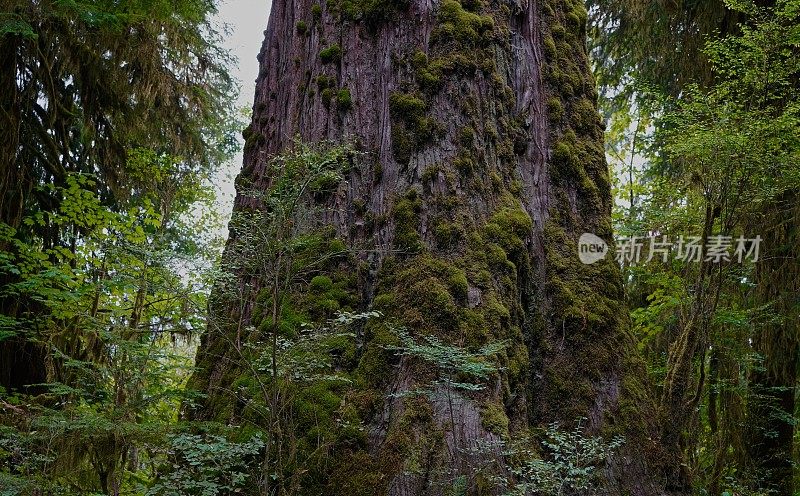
<box><xmin>480</xmin><ymin>402</ymin><xmax>510</xmax><ymax>436</ymax></box>
<box><xmin>353</xmin><ymin>324</ymin><xmax>400</xmax><ymax>391</ymax></box>
<box><xmin>391</xmin><ymin>127</ymin><xmax>414</xmax><ymax>164</ymax></box>
<box><xmin>547</xmin><ymin>97</ymin><xmax>564</xmax><ymax>120</ymax></box>
<box><xmin>453</xmin><ymin>153</ymin><xmax>475</xmax><ymax>175</ymax></box>
<box><xmin>327</xmin><ymin>451</ymin><xmax>387</xmax><ymax>496</ymax></box>
<box><xmin>482</xmin><ymin>205</ymin><xmax>533</xmax><ymax>261</ymax></box>
<box><xmin>333</xmin><ymin>0</ymin><xmax>410</xmax><ymax>28</ymax></box>
<box><xmin>311</xmin><ymin>171</ymin><xmax>344</xmax><ymax>197</ymax></box>
<box><xmin>421</xmin><ymin>163</ymin><xmax>441</xmax><ymax>184</ymax></box>
<box><xmin>551</xmin><ymin>130</ymin><xmax>583</xmax><ymax>179</ymax></box>
<box><xmin>336</xmin><ymin>88</ymin><xmax>353</xmax><ymax>111</ymax></box>
<box><xmin>373</xmin><ymin>255</ymin><xmax>466</xmax><ymax>337</ymax></box>
<box><xmin>254</xmin><ymin>295</ymin><xmax>309</xmax><ymax>338</ymax></box>
<box><xmin>392</xmin><ymin>190</ymin><xmax>423</xmax><ymax>252</ymax></box>
<box><xmin>410</xmin><ymin>50</ymin><xmax>444</xmax><ymax>91</ymax></box>
<box><xmin>434</xmin><ymin>0</ymin><xmax>495</xmax><ymax>47</ymax></box>
<box><xmin>490</xmin><ymin>171</ymin><xmax>502</xmax><ymax>190</ymax></box>
<box><xmin>389</xmin><ymin>92</ymin><xmax>442</xmax><ymax>163</ymax></box>
<box><xmin>410</xmin><ymin>49</ymin><xmax>428</xmax><ymax>68</ymax></box>
<box><xmin>542</xmin><ymin>221</ymin><xmax>620</xmax><ymax>338</ymax></box>
<box><xmin>448</xmin><ymin>270</ymin><xmax>469</xmax><ymax>301</ymax></box>
<box><xmin>320</xmin><ymin>44</ymin><xmax>343</xmax><ymax>64</ymax></box>
<box><xmin>459</xmin><ymin>126</ymin><xmax>475</xmax><ymax>147</ymax></box>
<box><xmin>311</xmin><ymin>3</ymin><xmax>322</xmax><ymax>21</ymax></box>
<box><xmin>321</xmin><ymin>87</ymin><xmax>335</xmax><ymax>106</ymax></box>
<box><xmin>242</xmin><ymin>124</ymin><xmax>255</xmax><ymax>146</ymax></box>
<box><xmin>572</xmin><ymin>97</ymin><xmax>599</xmax><ymax>130</ymax></box>
<box><xmin>352</xmin><ymin>198</ymin><xmax>367</xmax><ymax>216</ymax></box>
<box><xmin>296</xmin><ymin>20</ymin><xmax>309</xmax><ymax>35</ymax></box>
<box><xmin>316</xmin><ymin>74</ymin><xmax>336</xmax><ymax>92</ymax></box>
<box><xmin>310</xmin><ymin>274</ymin><xmax>334</xmax><ymax>293</ymax></box>
<box><xmin>433</xmin><ymin>220</ymin><xmax>463</xmax><ymax>248</ymax></box>
<box><xmin>552</xmin><ymin>140</ymin><xmax>574</xmax><ymax>167</ymax></box>
<box><xmin>485</xmin><ymin>123</ymin><xmax>498</xmax><ymax>141</ymax></box>
<box><xmin>389</xmin><ymin>92</ymin><xmax>426</xmax><ymax>116</ymax></box>
<box><xmin>372</xmin><ymin>162</ymin><xmax>383</xmax><ymax>182</ymax></box>
<box><xmin>543</xmin><ymin>35</ymin><xmax>557</xmax><ymax>58</ymax></box>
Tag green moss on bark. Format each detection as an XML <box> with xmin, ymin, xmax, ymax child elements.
<box><xmin>319</xmin><ymin>44</ymin><xmax>342</xmax><ymax>64</ymax></box>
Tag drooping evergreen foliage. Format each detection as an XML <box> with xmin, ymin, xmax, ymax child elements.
<box><xmin>0</xmin><ymin>0</ymin><xmax>243</xmax><ymax>493</ymax></box>
<box><xmin>0</xmin><ymin>0</ymin><xmax>237</xmax><ymax>234</ymax></box>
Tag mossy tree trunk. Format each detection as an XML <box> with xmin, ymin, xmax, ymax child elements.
<box><xmin>189</xmin><ymin>0</ymin><xmax>688</xmax><ymax>493</ymax></box>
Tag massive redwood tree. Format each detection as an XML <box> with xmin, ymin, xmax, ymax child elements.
<box><xmin>189</xmin><ymin>0</ymin><xmax>687</xmax><ymax>493</ymax></box>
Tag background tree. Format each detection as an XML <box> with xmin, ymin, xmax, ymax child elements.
<box><xmin>589</xmin><ymin>0</ymin><xmax>800</xmax><ymax>492</ymax></box>
<box><xmin>0</xmin><ymin>0</ymin><xmax>238</xmax><ymax>392</ymax></box>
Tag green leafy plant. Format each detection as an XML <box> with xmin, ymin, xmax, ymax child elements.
<box><xmin>386</xmin><ymin>327</ymin><xmax>507</xmax><ymax>450</ymax></box>
<box><xmin>146</xmin><ymin>432</ymin><xmax>265</xmax><ymax>496</ymax></box>
<box><xmin>500</xmin><ymin>419</ymin><xmax>624</xmax><ymax>496</ymax></box>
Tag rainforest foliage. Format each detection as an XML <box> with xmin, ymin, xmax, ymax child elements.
<box><xmin>590</xmin><ymin>0</ymin><xmax>800</xmax><ymax>493</ymax></box>
<box><xmin>0</xmin><ymin>0</ymin><xmax>798</xmax><ymax>495</ymax></box>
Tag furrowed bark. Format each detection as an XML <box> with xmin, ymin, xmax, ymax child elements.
<box><xmin>189</xmin><ymin>0</ymin><xmax>688</xmax><ymax>493</ymax></box>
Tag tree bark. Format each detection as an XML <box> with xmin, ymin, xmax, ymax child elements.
<box><xmin>190</xmin><ymin>0</ymin><xmax>688</xmax><ymax>493</ymax></box>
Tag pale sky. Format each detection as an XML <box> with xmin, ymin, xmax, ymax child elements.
<box><xmin>213</xmin><ymin>0</ymin><xmax>272</xmax><ymax>231</ymax></box>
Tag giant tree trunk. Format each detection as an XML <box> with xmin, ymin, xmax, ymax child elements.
<box><xmin>190</xmin><ymin>0</ymin><xmax>686</xmax><ymax>493</ymax></box>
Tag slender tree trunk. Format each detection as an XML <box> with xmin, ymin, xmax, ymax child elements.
<box><xmin>190</xmin><ymin>0</ymin><xmax>688</xmax><ymax>493</ymax></box>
